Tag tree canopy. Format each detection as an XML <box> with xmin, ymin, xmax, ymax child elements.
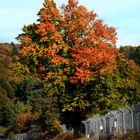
<box><xmin>6</xmin><ymin>0</ymin><xmax>140</xmax><ymax>138</ymax></box>
<box><xmin>120</xmin><ymin>45</ymin><xmax>140</xmax><ymax>65</ymax></box>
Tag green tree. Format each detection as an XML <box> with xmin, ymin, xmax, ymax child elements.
<box><xmin>13</xmin><ymin>77</ymin><xmax>61</xmax><ymax>139</ymax></box>
<box><xmin>16</xmin><ymin>0</ymin><xmax>117</xmax><ymax>112</ymax></box>
<box><xmin>120</xmin><ymin>45</ymin><xmax>140</xmax><ymax>65</ymax></box>
<box><xmin>14</xmin><ymin>0</ymin><xmax>140</xmax><ymax>136</ymax></box>
<box><xmin>0</xmin><ymin>93</ymin><xmax>16</xmax><ymax>127</ymax></box>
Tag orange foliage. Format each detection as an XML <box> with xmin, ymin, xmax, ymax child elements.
<box><xmin>60</xmin><ymin>0</ymin><xmax>117</xmax><ymax>83</ymax></box>
<box><xmin>39</xmin><ymin>0</ymin><xmax>61</xmax><ymax>22</ymax></box>
<box><xmin>19</xmin><ymin>35</ymin><xmax>31</xmax><ymax>44</ymax></box>
<box><xmin>14</xmin><ymin>112</ymin><xmax>31</xmax><ymax>133</ymax></box>
<box><xmin>52</xmin><ymin>119</ymin><xmax>61</xmax><ymax>128</ymax></box>
<box><xmin>18</xmin><ymin>0</ymin><xmax>118</xmax><ymax>84</ymax></box>
<box><xmin>51</xmin><ymin>56</ymin><xmax>68</xmax><ymax>64</ymax></box>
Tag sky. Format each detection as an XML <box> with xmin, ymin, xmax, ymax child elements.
<box><xmin>0</xmin><ymin>0</ymin><xmax>140</xmax><ymax>47</ymax></box>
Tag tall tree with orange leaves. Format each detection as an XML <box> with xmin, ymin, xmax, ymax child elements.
<box><xmin>17</xmin><ymin>0</ymin><xmax>117</xmax><ymax>96</ymax></box>
<box><xmin>15</xmin><ymin>0</ymin><xmax>140</xmax><ymax>133</ymax></box>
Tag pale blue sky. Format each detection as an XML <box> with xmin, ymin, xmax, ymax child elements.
<box><xmin>0</xmin><ymin>0</ymin><xmax>140</xmax><ymax>47</ymax></box>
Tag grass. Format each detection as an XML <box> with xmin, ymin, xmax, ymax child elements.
<box><xmin>120</xmin><ymin>131</ymin><xmax>140</xmax><ymax>140</ymax></box>
<box><xmin>52</xmin><ymin>132</ymin><xmax>85</xmax><ymax>140</ymax></box>
<box><xmin>52</xmin><ymin>131</ymin><xmax>140</xmax><ymax>140</ymax></box>
<box><xmin>0</xmin><ymin>126</ymin><xmax>7</xmax><ymax>134</ymax></box>
<box><xmin>94</xmin><ymin>131</ymin><xmax>140</xmax><ymax>140</ymax></box>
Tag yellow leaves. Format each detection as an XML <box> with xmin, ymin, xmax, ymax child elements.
<box><xmin>44</xmin><ymin>67</ymin><xmax>67</xmax><ymax>82</ymax></box>
<box><xmin>62</xmin><ymin>93</ymin><xmax>90</xmax><ymax>112</ymax></box>
<box><xmin>10</xmin><ymin>62</ymin><xmax>30</xmax><ymax>84</ymax></box>
<box><xmin>52</xmin><ymin>119</ymin><xmax>61</xmax><ymax>128</ymax></box>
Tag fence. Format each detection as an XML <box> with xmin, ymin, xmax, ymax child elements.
<box><xmin>82</xmin><ymin>104</ymin><xmax>140</xmax><ymax>139</ymax></box>
<box><xmin>0</xmin><ymin>132</ymin><xmax>41</xmax><ymax>140</ymax></box>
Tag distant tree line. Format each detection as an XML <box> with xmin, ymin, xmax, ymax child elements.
<box><xmin>120</xmin><ymin>45</ymin><xmax>140</xmax><ymax>65</ymax></box>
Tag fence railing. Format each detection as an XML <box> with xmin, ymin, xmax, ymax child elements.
<box><xmin>82</xmin><ymin>103</ymin><xmax>140</xmax><ymax>139</ymax></box>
